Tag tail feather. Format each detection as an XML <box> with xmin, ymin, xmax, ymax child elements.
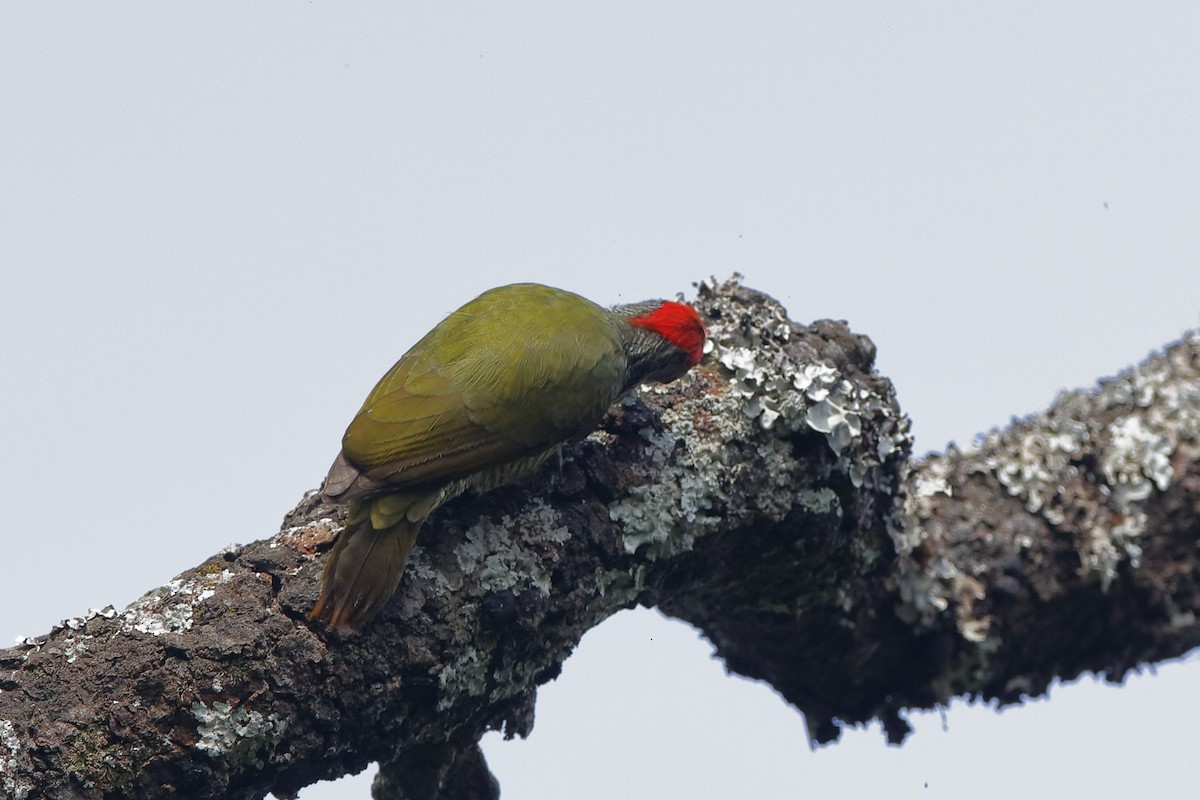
<box><xmin>310</xmin><ymin>515</ymin><xmax>422</xmax><ymax>629</ymax></box>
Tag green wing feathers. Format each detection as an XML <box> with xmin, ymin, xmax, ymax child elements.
<box><xmin>314</xmin><ymin>284</ymin><xmax>646</xmax><ymax>629</ymax></box>
<box><xmin>340</xmin><ymin>284</ymin><xmax>627</xmax><ymax>489</ymax></box>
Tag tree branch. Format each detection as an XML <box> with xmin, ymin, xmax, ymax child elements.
<box><xmin>1</xmin><ymin>277</ymin><xmax>1196</xmax><ymax>799</ymax></box>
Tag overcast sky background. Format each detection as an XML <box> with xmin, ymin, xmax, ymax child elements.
<box><xmin>2</xmin><ymin>4</ymin><xmax>1198</xmax><ymax>799</ymax></box>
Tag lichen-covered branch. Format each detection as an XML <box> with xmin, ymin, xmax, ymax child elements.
<box><xmin>1</xmin><ymin>277</ymin><xmax>1197</xmax><ymax>799</ymax></box>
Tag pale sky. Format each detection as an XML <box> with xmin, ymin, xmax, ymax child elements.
<box><xmin>2</xmin><ymin>4</ymin><xmax>1198</xmax><ymax>799</ymax></box>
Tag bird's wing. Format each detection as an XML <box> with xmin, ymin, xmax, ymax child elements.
<box><xmin>336</xmin><ymin>285</ymin><xmax>628</xmax><ymax>490</ymax></box>
<box><xmin>338</xmin><ymin>356</ymin><xmax>534</xmax><ymax>488</ymax></box>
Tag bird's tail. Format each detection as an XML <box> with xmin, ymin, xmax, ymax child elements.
<box><xmin>310</xmin><ymin>502</ymin><xmax>423</xmax><ymax>630</ymax></box>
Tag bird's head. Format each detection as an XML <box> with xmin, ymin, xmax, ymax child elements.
<box><xmin>615</xmin><ymin>299</ymin><xmax>708</xmax><ymax>387</ymax></box>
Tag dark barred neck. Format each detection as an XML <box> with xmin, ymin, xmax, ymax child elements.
<box><xmin>612</xmin><ymin>298</ymin><xmax>705</xmax><ymax>391</ymax></box>
<box><xmin>617</xmin><ymin>317</ymin><xmax>694</xmax><ymax>391</ymax></box>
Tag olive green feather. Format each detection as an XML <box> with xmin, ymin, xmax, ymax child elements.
<box><xmin>310</xmin><ymin>283</ymin><xmax>704</xmax><ymax>630</ymax></box>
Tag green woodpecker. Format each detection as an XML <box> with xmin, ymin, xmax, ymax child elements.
<box><xmin>311</xmin><ymin>283</ymin><xmax>706</xmax><ymax>628</ymax></box>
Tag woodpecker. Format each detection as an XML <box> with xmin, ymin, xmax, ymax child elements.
<box><xmin>311</xmin><ymin>283</ymin><xmax>706</xmax><ymax>628</ymax></box>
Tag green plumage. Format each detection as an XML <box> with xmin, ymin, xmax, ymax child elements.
<box><xmin>310</xmin><ymin>283</ymin><xmax>704</xmax><ymax>629</ymax></box>
<box><xmin>345</xmin><ymin>284</ymin><xmax>626</xmax><ymax>485</ymax></box>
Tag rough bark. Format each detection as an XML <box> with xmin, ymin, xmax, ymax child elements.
<box><xmin>1</xmin><ymin>276</ymin><xmax>1197</xmax><ymax>800</ymax></box>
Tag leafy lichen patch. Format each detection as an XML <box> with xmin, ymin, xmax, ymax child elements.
<box><xmin>607</xmin><ymin>396</ymin><xmax>732</xmax><ymax>560</ymax></box>
<box><xmin>609</xmin><ymin>274</ymin><xmax>912</xmax><ymax>630</ymax></box>
<box><xmin>0</xmin><ymin>719</ymin><xmax>33</xmax><ymax>800</ymax></box>
<box><xmin>700</xmin><ymin>275</ymin><xmax>904</xmax><ymax>464</ymax></box>
<box><xmin>897</xmin><ymin>330</ymin><xmax>1200</xmax><ymax>644</ymax></box>
<box><xmin>121</xmin><ymin>570</ymin><xmax>234</xmax><ymax>636</ymax></box>
<box><xmin>980</xmin><ymin>330</ymin><xmax>1200</xmax><ymax>584</ymax></box>
<box><xmin>455</xmin><ymin>499</ymin><xmax>570</xmax><ymax>595</ymax></box>
<box><xmin>437</xmin><ymin>650</ymin><xmax>489</xmax><ymax>711</ymax></box>
<box><xmin>191</xmin><ymin>700</ymin><xmax>287</xmax><ymax>767</ymax></box>
<box><xmin>893</xmin><ymin>453</ymin><xmax>962</xmax><ymax>627</ymax></box>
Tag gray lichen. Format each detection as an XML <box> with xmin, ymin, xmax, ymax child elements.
<box><xmin>895</xmin><ymin>329</ymin><xmax>1200</xmax><ymax>643</ymax></box>
<box><xmin>704</xmin><ymin>276</ymin><xmax>897</xmax><ymax>462</ymax></box>
<box><xmin>610</xmin><ymin>274</ymin><xmax>913</xmax><ymax>565</ymax></box>
<box><xmin>0</xmin><ymin>719</ymin><xmax>32</xmax><ymax>800</ymax></box>
<box><xmin>700</xmin><ymin>275</ymin><xmax>912</xmax><ymax>504</ymax></box>
<box><xmin>981</xmin><ymin>329</ymin><xmax>1199</xmax><ymax>584</ymax></box>
<box><xmin>594</xmin><ymin>565</ymin><xmax>647</xmax><ymax>606</ymax></box>
<box><xmin>606</xmin><ymin>397</ymin><xmax>730</xmax><ymax>560</ymax></box>
<box><xmin>893</xmin><ymin>453</ymin><xmax>961</xmax><ymax>628</ymax></box>
<box><xmin>437</xmin><ymin>650</ymin><xmax>490</xmax><ymax>711</ymax></box>
<box><xmin>121</xmin><ymin>571</ymin><xmax>233</xmax><ymax>636</ymax></box>
<box><xmin>11</xmin><ymin>606</ymin><xmax>119</xmax><ymax>659</ymax></box>
<box><xmin>191</xmin><ymin>700</ymin><xmax>288</xmax><ymax>768</ymax></box>
<box><xmin>454</xmin><ymin>499</ymin><xmax>571</xmax><ymax>595</ymax></box>
<box><xmin>59</xmin><ymin>634</ymin><xmax>93</xmax><ymax>664</ymax></box>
